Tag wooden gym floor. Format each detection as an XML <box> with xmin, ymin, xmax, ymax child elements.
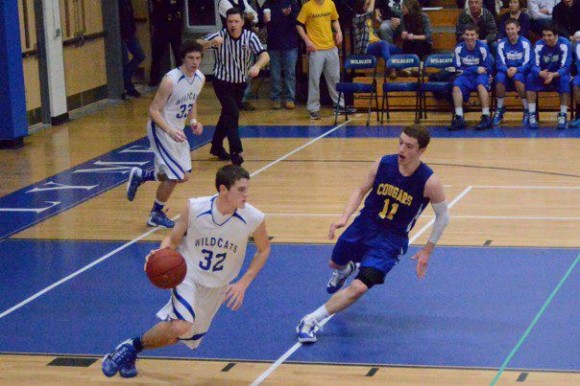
<box><xmin>0</xmin><ymin>84</ymin><xmax>578</xmax><ymax>385</ymax></box>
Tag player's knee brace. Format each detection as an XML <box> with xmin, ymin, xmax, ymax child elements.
<box><xmin>355</xmin><ymin>267</ymin><xmax>386</xmax><ymax>290</ymax></box>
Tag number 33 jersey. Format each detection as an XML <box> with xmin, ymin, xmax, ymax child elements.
<box><xmin>177</xmin><ymin>195</ymin><xmax>265</xmax><ymax>288</ymax></box>
<box><xmin>163</xmin><ymin>68</ymin><xmax>205</xmax><ymax>130</ymax></box>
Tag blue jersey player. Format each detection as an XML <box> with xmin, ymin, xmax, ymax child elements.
<box><xmin>296</xmin><ymin>126</ymin><xmax>450</xmax><ymax>343</ymax></box>
<box><xmin>493</xmin><ymin>18</ymin><xmax>532</xmax><ymax>127</ymax></box>
<box><xmin>569</xmin><ymin>42</ymin><xmax>580</xmax><ymax>128</ymax></box>
<box><xmin>450</xmin><ymin>24</ymin><xmax>493</xmax><ymax>131</ymax></box>
<box><xmin>526</xmin><ymin>24</ymin><xmax>572</xmax><ymax>130</ymax></box>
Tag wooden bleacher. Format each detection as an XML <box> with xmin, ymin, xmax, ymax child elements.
<box><xmin>346</xmin><ymin>0</ymin><xmax>563</xmax><ymax>112</ymax></box>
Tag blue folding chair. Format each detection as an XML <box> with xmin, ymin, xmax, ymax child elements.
<box><xmin>382</xmin><ymin>54</ymin><xmax>421</xmax><ymax>122</ymax></box>
<box><xmin>334</xmin><ymin>55</ymin><xmax>379</xmax><ymax>126</ymax></box>
<box><xmin>418</xmin><ymin>53</ymin><xmax>455</xmax><ymax>121</ymax></box>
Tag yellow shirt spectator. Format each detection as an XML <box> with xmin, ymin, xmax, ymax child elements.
<box><xmin>296</xmin><ymin>0</ymin><xmax>339</xmax><ymax>50</ymax></box>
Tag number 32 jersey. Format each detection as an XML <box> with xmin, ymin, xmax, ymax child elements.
<box><xmin>162</xmin><ymin>68</ymin><xmax>205</xmax><ymax>130</ymax></box>
<box><xmin>177</xmin><ymin>195</ymin><xmax>265</xmax><ymax>288</ymax></box>
<box><xmin>359</xmin><ymin>154</ymin><xmax>433</xmax><ymax>240</ymax></box>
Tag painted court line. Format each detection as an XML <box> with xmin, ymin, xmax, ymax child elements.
<box><xmin>250</xmin><ymin>186</ymin><xmax>474</xmax><ymax>385</ymax></box>
<box><xmin>490</xmin><ymin>254</ymin><xmax>579</xmax><ymax>386</ymax></box>
<box><xmin>0</xmin><ymin>121</ymin><xmax>351</xmax><ymax>320</ymax></box>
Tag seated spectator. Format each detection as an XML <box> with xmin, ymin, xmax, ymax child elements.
<box><xmin>456</xmin><ymin>0</ymin><xmax>497</xmax><ymax>47</ymax></box>
<box><xmin>493</xmin><ymin>18</ymin><xmax>532</xmax><ymax>127</ymax></box>
<box><xmin>457</xmin><ymin>0</ymin><xmax>497</xmax><ymax>17</ymax></box>
<box><xmin>497</xmin><ymin>0</ymin><xmax>531</xmax><ymax>40</ymax></box>
<box><xmin>528</xmin><ymin>0</ymin><xmax>556</xmax><ymax>36</ymax></box>
<box><xmin>526</xmin><ymin>23</ymin><xmax>571</xmax><ymax>129</ymax></box>
<box><xmin>570</xmin><ymin>41</ymin><xmax>580</xmax><ymax>128</ymax></box>
<box><xmin>449</xmin><ymin>25</ymin><xmax>493</xmax><ymax>131</ymax></box>
<box><xmin>352</xmin><ymin>0</ymin><xmax>401</xmax><ymax>64</ymax></box>
<box><xmin>376</xmin><ymin>0</ymin><xmax>403</xmax><ymax>44</ymax></box>
<box><xmin>552</xmin><ymin>0</ymin><xmax>580</xmax><ymax>40</ymax></box>
<box><xmin>400</xmin><ymin>0</ymin><xmax>432</xmax><ymax>60</ymax></box>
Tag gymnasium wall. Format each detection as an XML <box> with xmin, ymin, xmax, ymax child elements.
<box><xmin>19</xmin><ymin>0</ymin><xmax>108</xmax><ymax>125</ymax></box>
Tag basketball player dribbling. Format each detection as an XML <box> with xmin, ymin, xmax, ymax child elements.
<box><xmin>102</xmin><ymin>165</ymin><xmax>271</xmax><ymax>378</ymax></box>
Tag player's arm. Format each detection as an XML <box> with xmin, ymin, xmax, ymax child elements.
<box><xmin>145</xmin><ymin>204</ymin><xmax>189</xmax><ymax>271</ymax></box>
<box><xmin>186</xmin><ymin>79</ymin><xmax>204</xmax><ymax>135</ymax></box>
<box><xmin>410</xmin><ymin>174</ymin><xmax>450</xmax><ymax>279</ymax></box>
<box><xmin>328</xmin><ymin>159</ymin><xmax>379</xmax><ymax>240</ymax></box>
<box><xmin>148</xmin><ymin>76</ymin><xmax>186</xmax><ymax>142</ymax></box>
<box><xmin>224</xmin><ymin>220</ymin><xmax>271</xmax><ymax>311</ymax></box>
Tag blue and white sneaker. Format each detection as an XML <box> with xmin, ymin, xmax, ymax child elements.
<box><xmin>102</xmin><ymin>339</ymin><xmax>137</xmax><ymax>378</ymax></box>
<box><xmin>522</xmin><ymin>109</ymin><xmax>529</xmax><ymax>126</ymax></box>
<box><xmin>147</xmin><ymin>210</ymin><xmax>175</xmax><ymax>228</ymax></box>
<box><xmin>296</xmin><ymin>317</ymin><xmax>322</xmax><ymax>344</ymax></box>
<box><xmin>556</xmin><ymin>112</ymin><xmax>567</xmax><ymax>130</ymax></box>
<box><xmin>126</xmin><ymin>167</ymin><xmax>143</xmax><ymax>202</ymax></box>
<box><xmin>492</xmin><ymin>107</ymin><xmax>505</xmax><ymax>127</ymax></box>
<box><xmin>568</xmin><ymin>118</ymin><xmax>580</xmax><ymax>128</ymax></box>
<box><xmin>326</xmin><ymin>261</ymin><xmax>355</xmax><ymax>294</ymax></box>
<box><xmin>528</xmin><ymin>113</ymin><xmax>539</xmax><ymax>129</ymax></box>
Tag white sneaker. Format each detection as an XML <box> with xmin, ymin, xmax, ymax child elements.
<box><xmin>296</xmin><ymin>317</ymin><xmax>322</xmax><ymax>343</ymax></box>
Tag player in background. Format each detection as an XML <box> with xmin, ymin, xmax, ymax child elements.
<box><xmin>296</xmin><ymin>125</ymin><xmax>450</xmax><ymax>343</ymax></box>
<box><xmin>526</xmin><ymin>24</ymin><xmax>572</xmax><ymax>129</ymax></box>
<box><xmin>449</xmin><ymin>25</ymin><xmax>493</xmax><ymax>131</ymax></box>
<box><xmin>102</xmin><ymin>165</ymin><xmax>271</xmax><ymax>378</ymax></box>
<box><xmin>126</xmin><ymin>40</ymin><xmax>206</xmax><ymax>228</ymax></box>
<box><xmin>492</xmin><ymin>18</ymin><xmax>532</xmax><ymax>127</ymax></box>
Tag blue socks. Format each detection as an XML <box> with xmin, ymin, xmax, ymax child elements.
<box><xmin>142</xmin><ymin>169</ymin><xmax>156</xmax><ymax>182</ymax></box>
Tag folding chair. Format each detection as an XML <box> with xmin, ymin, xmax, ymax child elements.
<box><xmin>334</xmin><ymin>55</ymin><xmax>379</xmax><ymax>126</ymax></box>
<box><xmin>382</xmin><ymin>54</ymin><xmax>421</xmax><ymax>123</ymax></box>
<box><xmin>418</xmin><ymin>53</ymin><xmax>455</xmax><ymax>121</ymax></box>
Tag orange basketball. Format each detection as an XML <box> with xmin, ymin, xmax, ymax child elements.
<box><xmin>146</xmin><ymin>249</ymin><xmax>187</xmax><ymax>289</ymax></box>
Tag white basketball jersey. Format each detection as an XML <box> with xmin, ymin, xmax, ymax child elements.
<box><xmin>177</xmin><ymin>195</ymin><xmax>265</xmax><ymax>288</ymax></box>
<box><xmin>162</xmin><ymin>68</ymin><xmax>205</xmax><ymax>130</ymax></box>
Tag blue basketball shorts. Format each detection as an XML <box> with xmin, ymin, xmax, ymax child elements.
<box><xmin>453</xmin><ymin>73</ymin><xmax>491</xmax><ymax>102</ymax></box>
<box><xmin>574</xmin><ymin>75</ymin><xmax>580</xmax><ymax>88</ymax></box>
<box><xmin>495</xmin><ymin>72</ymin><xmax>526</xmax><ymax>91</ymax></box>
<box><xmin>526</xmin><ymin>73</ymin><xmax>571</xmax><ymax>94</ymax></box>
<box><xmin>330</xmin><ymin>217</ymin><xmax>404</xmax><ymax>281</ymax></box>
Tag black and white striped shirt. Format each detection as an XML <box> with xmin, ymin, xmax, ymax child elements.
<box><xmin>205</xmin><ymin>29</ymin><xmax>266</xmax><ymax>84</ymax></box>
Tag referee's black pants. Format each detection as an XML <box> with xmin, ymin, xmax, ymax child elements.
<box><xmin>212</xmin><ymin>79</ymin><xmax>246</xmax><ymax>155</ymax></box>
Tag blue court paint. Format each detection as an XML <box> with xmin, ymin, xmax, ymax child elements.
<box><xmin>0</xmin><ymin>128</ymin><xmax>213</xmax><ymax>241</ymax></box>
<box><xmin>0</xmin><ymin>240</ymin><xmax>578</xmax><ymax>372</ymax></box>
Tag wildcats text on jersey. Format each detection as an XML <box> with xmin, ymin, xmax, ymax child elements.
<box><xmin>376</xmin><ymin>183</ymin><xmax>413</xmax><ymax>206</ymax></box>
<box><xmin>194</xmin><ymin>237</ymin><xmax>239</xmax><ymax>253</ymax></box>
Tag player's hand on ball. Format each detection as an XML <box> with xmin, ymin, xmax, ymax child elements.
<box><xmin>144</xmin><ymin>249</ymin><xmax>160</xmax><ymax>272</ymax></box>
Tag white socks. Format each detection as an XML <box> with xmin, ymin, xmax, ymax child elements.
<box><xmin>308</xmin><ymin>305</ymin><xmax>330</xmax><ymax>323</ymax></box>
<box><xmin>455</xmin><ymin>107</ymin><xmax>463</xmax><ymax>116</ymax></box>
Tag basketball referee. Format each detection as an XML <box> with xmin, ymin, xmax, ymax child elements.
<box><xmin>198</xmin><ymin>7</ymin><xmax>269</xmax><ymax>166</ymax></box>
